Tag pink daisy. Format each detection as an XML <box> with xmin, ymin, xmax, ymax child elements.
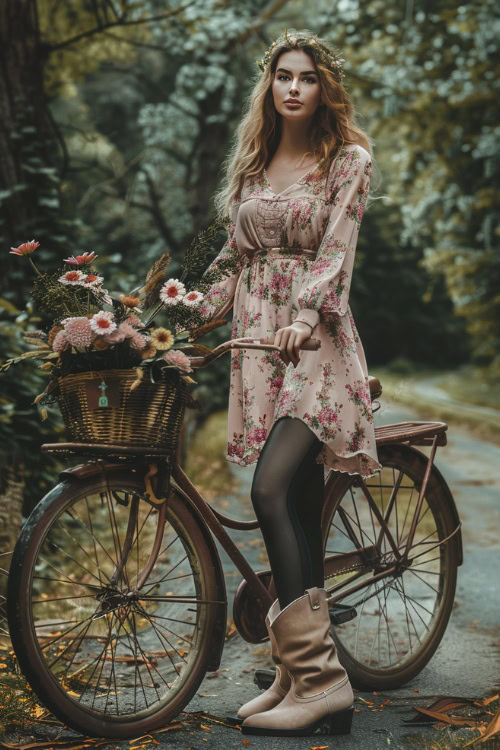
<box><xmin>118</xmin><ymin>321</ymin><xmax>136</xmax><ymax>339</ymax></box>
<box><xmin>127</xmin><ymin>314</ymin><xmax>144</xmax><ymax>328</ymax></box>
<box><xmin>162</xmin><ymin>349</ymin><xmax>193</xmax><ymax>373</ymax></box>
<box><xmin>59</xmin><ymin>270</ymin><xmax>84</xmax><ymax>285</ymax></box>
<box><xmin>10</xmin><ymin>240</ymin><xmax>40</xmax><ymax>256</ymax></box>
<box><xmin>106</xmin><ymin>328</ymin><xmax>126</xmax><ymax>344</ymax></box>
<box><xmin>92</xmin><ymin>285</ymin><xmax>113</xmax><ymax>305</ymax></box>
<box><xmin>52</xmin><ymin>330</ymin><xmax>69</xmax><ymax>352</ymax></box>
<box><xmin>160</xmin><ymin>278</ymin><xmax>186</xmax><ymax>306</ymax></box>
<box><xmin>129</xmin><ymin>331</ymin><xmax>147</xmax><ymax>350</ymax></box>
<box><xmin>182</xmin><ymin>290</ymin><xmax>204</xmax><ymax>307</ymax></box>
<box><xmin>63</xmin><ymin>251</ymin><xmax>98</xmax><ymax>265</ymax></box>
<box><xmin>90</xmin><ymin>311</ymin><xmax>117</xmax><ymax>336</ymax></box>
<box><xmin>63</xmin><ymin>317</ymin><xmax>94</xmax><ymax>348</ymax></box>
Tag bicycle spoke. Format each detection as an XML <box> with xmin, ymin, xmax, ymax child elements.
<box><xmin>67</xmin><ymin>505</ymin><xmax>120</xmax><ymax>574</ymax></box>
<box><xmin>407</xmin><ymin>567</ymin><xmax>440</xmax><ymax>595</ymax></box>
<box><xmin>56</xmin><ymin>518</ymin><xmax>113</xmax><ymax>587</ymax></box>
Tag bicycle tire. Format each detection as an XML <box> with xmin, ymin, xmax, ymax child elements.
<box><xmin>7</xmin><ymin>469</ymin><xmax>225</xmax><ymax>738</ymax></box>
<box><xmin>322</xmin><ymin>443</ymin><xmax>460</xmax><ymax>690</ymax></box>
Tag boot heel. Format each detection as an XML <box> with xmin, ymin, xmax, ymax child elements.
<box><xmin>328</xmin><ymin>706</ymin><xmax>354</xmax><ymax>735</ymax></box>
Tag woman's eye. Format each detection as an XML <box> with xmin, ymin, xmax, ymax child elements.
<box><xmin>277</xmin><ymin>75</ymin><xmax>317</xmax><ymax>83</ymax></box>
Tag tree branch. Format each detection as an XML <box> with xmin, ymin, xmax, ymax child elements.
<box><xmin>237</xmin><ymin>0</ymin><xmax>292</xmax><ymax>44</ymax></box>
<box><xmin>100</xmin><ymin>29</ymin><xmax>174</xmax><ymax>52</ymax></box>
<box><xmin>137</xmin><ymin>167</ymin><xmax>179</xmax><ymax>251</ymax></box>
<box><xmin>45</xmin><ymin>1</ymin><xmax>197</xmax><ymax>51</ymax></box>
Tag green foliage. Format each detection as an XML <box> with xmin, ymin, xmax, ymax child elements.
<box><xmin>322</xmin><ymin>0</ymin><xmax>500</xmax><ymax>367</ymax></box>
<box><xmin>31</xmin><ymin>270</ymin><xmax>97</xmax><ymax>319</ymax></box>
<box><xmin>0</xmin><ymin>304</ymin><xmax>64</xmax><ymax>514</ymax></box>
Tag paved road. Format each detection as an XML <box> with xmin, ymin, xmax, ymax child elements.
<box><xmin>2</xmin><ymin>396</ymin><xmax>499</xmax><ymax>749</ymax></box>
<box><xmin>150</xmin><ymin>397</ymin><xmax>500</xmax><ymax>749</ymax></box>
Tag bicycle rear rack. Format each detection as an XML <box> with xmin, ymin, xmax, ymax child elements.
<box><xmin>374</xmin><ymin>420</ymin><xmax>448</xmax><ymax>447</ymax></box>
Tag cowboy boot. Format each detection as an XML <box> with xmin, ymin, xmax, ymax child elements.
<box><xmin>236</xmin><ymin>598</ymin><xmax>291</xmax><ymax>720</ymax></box>
<box><xmin>241</xmin><ymin>587</ymin><xmax>354</xmax><ymax>736</ymax></box>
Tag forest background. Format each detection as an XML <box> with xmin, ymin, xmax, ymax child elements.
<box><xmin>0</xmin><ymin>0</ymin><xmax>499</xmax><ymax>578</ymax></box>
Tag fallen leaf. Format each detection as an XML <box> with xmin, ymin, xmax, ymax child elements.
<box><xmin>358</xmin><ymin>697</ymin><xmax>374</xmax><ymax>706</ymax></box>
<box><xmin>465</xmin><ymin>708</ymin><xmax>500</xmax><ymax>745</ymax></box>
<box><xmin>483</xmin><ymin>694</ymin><xmax>499</xmax><ymax>706</ymax></box>
<box><xmin>404</xmin><ymin>695</ymin><xmax>478</xmax><ymax>725</ymax></box>
<box><xmin>410</xmin><ymin>707</ymin><xmax>478</xmax><ymax>727</ymax></box>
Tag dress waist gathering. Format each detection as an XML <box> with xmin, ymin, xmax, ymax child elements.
<box><xmin>242</xmin><ymin>246</ymin><xmax>317</xmax><ymax>264</ymax></box>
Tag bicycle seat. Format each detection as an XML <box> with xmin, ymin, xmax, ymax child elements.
<box><xmin>368</xmin><ymin>375</ymin><xmax>382</xmax><ymax>400</ymax></box>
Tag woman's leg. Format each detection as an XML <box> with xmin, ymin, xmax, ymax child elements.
<box><xmin>250</xmin><ymin>416</ymin><xmax>325</xmax><ymax>609</ymax></box>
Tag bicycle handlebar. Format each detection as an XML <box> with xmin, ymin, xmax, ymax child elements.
<box><xmin>188</xmin><ymin>336</ymin><xmax>321</xmax><ymax>370</ymax></box>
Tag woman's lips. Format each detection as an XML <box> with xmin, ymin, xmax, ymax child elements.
<box><xmin>284</xmin><ymin>101</ymin><xmax>301</xmax><ymax>109</ymax></box>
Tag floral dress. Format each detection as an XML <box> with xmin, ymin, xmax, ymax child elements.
<box><xmin>199</xmin><ymin>143</ymin><xmax>382</xmax><ymax>479</ymax></box>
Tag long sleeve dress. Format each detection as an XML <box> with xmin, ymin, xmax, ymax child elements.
<box><xmin>198</xmin><ymin>143</ymin><xmax>382</xmax><ymax>479</ymax></box>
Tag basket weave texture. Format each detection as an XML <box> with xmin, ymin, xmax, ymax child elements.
<box><xmin>55</xmin><ymin>368</ymin><xmax>187</xmax><ymax>453</ymax></box>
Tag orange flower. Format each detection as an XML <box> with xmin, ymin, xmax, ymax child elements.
<box><xmin>120</xmin><ymin>294</ymin><xmax>141</xmax><ymax>308</ymax></box>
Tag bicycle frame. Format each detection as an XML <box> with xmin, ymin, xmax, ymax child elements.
<box><xmin>42</xmin><ymin>339</ymin><xmax>462</xmax><ymax>627</ymax></box>
<box><xmin>183</xmin><ymin>418</ymin><xmax>460</xmax><ymax>609</ymax></box>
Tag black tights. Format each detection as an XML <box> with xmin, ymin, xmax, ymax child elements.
<box><xmin>250</xmin><ymin>416</ymin><xmax>325</xmax><ymax>609</ymax></box>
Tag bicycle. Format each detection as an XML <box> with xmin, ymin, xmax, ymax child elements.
<box><xmin>7</xmin><ymin>336</ymin><xmax>463</xmax><ymax>738</ymax></box>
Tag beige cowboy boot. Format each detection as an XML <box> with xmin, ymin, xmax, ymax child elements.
<box><xmin>241</xmin><ymin>587</ymin><xmax>354</xmax><ymax>736</ymax></box>
<box><xmin>236</xmin><ymin>599</ymin><xmax>291</xmax><ymax>720</ymax></box>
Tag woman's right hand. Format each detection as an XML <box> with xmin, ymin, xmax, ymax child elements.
<box><xmin>274</xmin><ymin>321</ymin><xmax>313</xmax><ymax>368</ymax></box>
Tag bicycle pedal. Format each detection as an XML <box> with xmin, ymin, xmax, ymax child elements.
<box><xmin>329</xmin><ymin>603</ymin><xmax>357</xmax><ymax>625</ymax></box>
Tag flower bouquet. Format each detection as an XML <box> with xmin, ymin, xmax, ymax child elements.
<box><xmin>3</xmin><ymin>232</ymin><xmax>230</xmax><ymax>452</ymax></box>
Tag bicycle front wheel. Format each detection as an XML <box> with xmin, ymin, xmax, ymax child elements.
<box><xmin>7</xmin><ymin>468</ymin><xmax>225</xmax><ymax>738</ymax></box>
<box><xmin>323</xmin><ymin>443</ymin><xmax>460</xmax><ymax>690</ymax></box>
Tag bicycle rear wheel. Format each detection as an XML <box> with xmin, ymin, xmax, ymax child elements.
<box><xmin>7</xmin><ymin>468</ymin><xmax>225</xmax><ymax>738</ymax></box>
<box><xmin>323</xmin><ymin>443</ymin><xmax>460</xmax><ymax>690</ymax></box>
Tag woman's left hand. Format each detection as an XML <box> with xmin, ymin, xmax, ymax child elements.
<box><xmin>274</xmin><ymin>321</ymin><xmax>313</xmax><ymax>368</ymax></box>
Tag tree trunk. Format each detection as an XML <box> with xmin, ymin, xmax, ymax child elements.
<box><xmin>0</xmin><ymin>0</ymin><xmax>67</xmax><ymax>302</ymax></box>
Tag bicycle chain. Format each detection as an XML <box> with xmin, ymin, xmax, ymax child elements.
<box><xmin>325</xmin><ymin>562</ymin><xmax>366</xmax><ymax>580</ymax></box>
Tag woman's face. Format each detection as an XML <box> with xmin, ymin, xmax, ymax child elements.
<box><xmin>271</xmin><ymin>49</ymin><xmax>321</xmax><ymax>122</ymax></box>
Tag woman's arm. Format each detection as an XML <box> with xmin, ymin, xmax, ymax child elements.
<box><xmin>292</xmin><ymin>145</ymin><xmax>373</xmax><ymax>331</ymax></box>
<box><xmin>198</xmin><ymin>196</ymin><xmax>244</xmax><ymax>322</ymax></box>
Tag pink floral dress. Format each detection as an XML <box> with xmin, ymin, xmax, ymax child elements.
<box><xmin>199</xmin><ymin>143</ymin><xmax>382</xmax><ymax>479</ymax></box>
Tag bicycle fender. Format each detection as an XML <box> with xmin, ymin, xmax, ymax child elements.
<box><xmin>59</xmin><ymin>462</ymin><xmax>135</xmax><ymax>482</ymax></box>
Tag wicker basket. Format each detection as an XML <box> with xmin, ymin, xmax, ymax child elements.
<box><xmin>55</xmin><ymin>368</ymin><xmax>187</xmax><ymax>454</ymax></box>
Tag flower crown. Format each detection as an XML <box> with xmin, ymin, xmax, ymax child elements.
<box><xmin>256</xmin><ymin>28</ymin><xmax>346</xmax><ymax>83</ymax></box>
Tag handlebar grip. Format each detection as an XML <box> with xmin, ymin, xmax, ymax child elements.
<box><xmin>260</xmin><ymin>335</ymin><xmax>321</xmax><ymax>351</ymax></box>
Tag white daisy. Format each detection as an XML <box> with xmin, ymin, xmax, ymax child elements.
<box><xmin>160</xmin><ymin>278</ymin><xmax>186</xmax><ymax>306</ymax></box>
<box><xmin>90</xmin><ymin>310</ymin><xmax>117</xmax><ymax>336</ymax></box>
<box><xmin>182</xmin><ymin>290</ymin><xmax>204</xmax><ymax>306</ymax></box>
<box><xmin>59</xmin><ymin>270</ymin><xmax>85</xmax><ymax>285</ymax></box>
<box><xmin>79</xmin><ymin>273</ymin><xmax>103</xmax><ymax>288</ymax></box>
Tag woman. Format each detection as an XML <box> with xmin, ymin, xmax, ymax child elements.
<box><xmin>199</xmin><ymin>28</ymin><xmax>382</xmax><ymax>737</ymax></box>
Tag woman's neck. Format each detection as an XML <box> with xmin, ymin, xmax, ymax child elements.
<box><xmin>273</xmin><ymin>118</ymin><xmax>314</xmax><ymax>166</ymax></box>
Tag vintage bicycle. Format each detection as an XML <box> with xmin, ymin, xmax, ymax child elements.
<box><xmin>7</xmin><ymin>336</ymin><xmax>463</xmax><ymax>738</ymax></box>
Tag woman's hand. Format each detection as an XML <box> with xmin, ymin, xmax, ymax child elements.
<box><xmin>274</xmin><ymin>321</ymin><xmax>313</xmax><ymax>368</ymax></box>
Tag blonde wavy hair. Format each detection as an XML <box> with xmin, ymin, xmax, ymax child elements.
<box><xmin>214</xmin><ymin>28</ymin><xmax>375</xmax><ymax>220</ymax></box>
